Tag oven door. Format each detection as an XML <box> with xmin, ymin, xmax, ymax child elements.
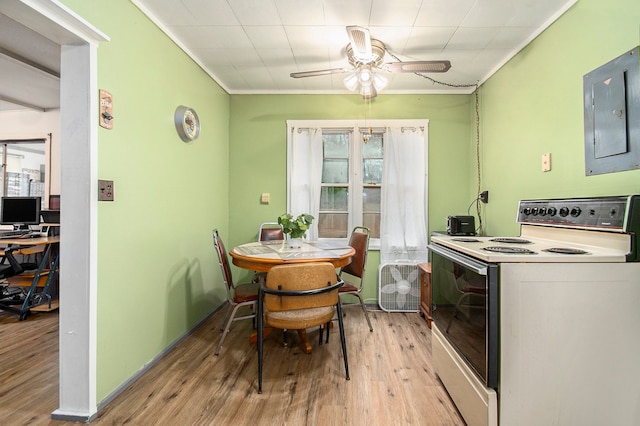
<box><xmin>428</xmin><ymin>243</ymin><xmax>499</xmax><ymax>389</ymax></box>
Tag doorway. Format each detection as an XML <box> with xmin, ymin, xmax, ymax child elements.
<box><xmin>0</xmin><ymin>0</ymin><xmax>108</xmax><ymax>421</ymax></box>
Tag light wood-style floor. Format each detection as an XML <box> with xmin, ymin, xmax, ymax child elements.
<box><xmin>0</xmin><ymin>305</ymin><xmax>464</xmax><ymax>425</ymax></box>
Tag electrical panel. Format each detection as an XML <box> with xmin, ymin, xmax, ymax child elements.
<box><xmin>583</xmin><ymin>46</ymin><xmax>640</xmax><ymax>175</ymax></box>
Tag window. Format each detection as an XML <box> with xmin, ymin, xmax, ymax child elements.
<box><xmin>0</xmin><ymin>139</ymin><xmax>48</xmax><ymax>204</ymax></box>
<box><xmin>287</xmin><ymin>119</ymin><xmax>428</xmax><ymax>253</ymax></box>
<box><xmin>317</xmin><ymin>130</ymin><xmax>383</xmax><ymax>239</ymax></box>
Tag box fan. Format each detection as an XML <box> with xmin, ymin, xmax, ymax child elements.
<box><xmin>378</xmin><ymin>262</ymin><xmax>421</xmax><ymax>312</ymax></box>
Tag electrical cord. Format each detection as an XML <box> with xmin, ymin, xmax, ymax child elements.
<box><xmin>467</xmin><ymin>196</ymin><xmax>483</xmax><ymax>234</ymax></box>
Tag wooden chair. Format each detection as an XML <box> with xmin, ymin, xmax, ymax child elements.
<box><xmin>338</xmin><ymin>226</ymin><xmax>373</xmax><ymax>331</ymax></box>
<box><xmin>212</xmin><ymin>229</ymin><xmax>259</xmax><ymax>355</ymax></box>
<box><xmin>257</xmin><ymin>262</ymin><xmax>350</xmax><ymax>393</ymax></box>
<box><xmin>252</xmin><ymin>222</ymin><xmax>285</xmax><ymax>284</ymax></box>
<box><xmin>258</xmin><ymin>222</ymin><xmax>284</xmax><ymax>242</ymax></box>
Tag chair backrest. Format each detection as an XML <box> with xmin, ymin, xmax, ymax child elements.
<box><xmin>264</xmin><ymin>262</ymin><xmax>339</xmax><ymax>312</ymax></box>
<box><xmin>212</xmin><ymin>229</ymin><xmax>235</xmax><ymax>295</ymax></box>
<box><xmin>340</xmin><ymin>226</ymin><xmax>370</xmax><ymax>282</ymax></box>
<box><xmin>258</xmin><ymin>222</ymin><xmax>284</xmax><ymax>241</ymax></box>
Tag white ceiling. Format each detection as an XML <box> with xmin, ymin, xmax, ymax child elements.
<box><xmin>133</xmin><ymin>0</ymin><xmax>577</xmax><ymax>95</ymax></box>
<box><xmin>0</xmin><ymin>12</ymin><xmax>60</xmax><ymax>112</ymax></box>
<box><xmin>0</xmin><ymin>0</ymin><xmax>577</xmax><ymax>112</ymax></box>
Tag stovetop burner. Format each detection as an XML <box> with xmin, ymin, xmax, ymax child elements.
<box><xmin>490</xmin><ymin>238</ymin><xmax>532</xmax><ymax>244</ymax></box>
<box><xmin>452</xmin><ymin>237</ymin><xmax>481</xmax><ymax>243</ymax></box>
<box><xmin>542</xmin><ymin>247</ymin><xmax>590</xmax><ymax>255</ymax></box>
<box><xmin>482</xmin><ymin>246</ymin><xmax>537</xmax><ymax>254</ymax></box>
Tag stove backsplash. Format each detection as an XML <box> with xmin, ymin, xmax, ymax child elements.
<box><xmin>516</xmin><ymin>195</ymin><xmax>640</xmax><ymax>261</ymax></box>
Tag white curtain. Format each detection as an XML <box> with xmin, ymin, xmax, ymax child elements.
<box><xmin>289</xmin><ymin>127</ymin><xmax>323</xmax><ymax>240</ymax></box>
<box><xmin>380</xmin><ymin>126</ymin><xmax>428</xmax><ymax>264</ymax></box>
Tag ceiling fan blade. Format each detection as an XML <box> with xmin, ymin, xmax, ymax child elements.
<box><xmin>384</xmin><ymin>60</ymin><xmax>452</xmax><ymax>73</ymax></box>
<box><xmin>290</xmin><ymin>68</ymin><xmax>349</xmax><ymax>78</ymax></box>
<box><xmin>346</xmin><ymin>26</ymin><xmax>372</xmax><ymax>61</ymax></box>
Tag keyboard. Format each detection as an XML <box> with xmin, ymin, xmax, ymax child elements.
<box><xmin>0</xmin><ymin>230</ymin><xmax>31</xmax><ymax>239</ymax></box>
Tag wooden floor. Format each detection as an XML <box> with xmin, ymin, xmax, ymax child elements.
<box><xmin>0</xmin><ymin>305</ymin><xmax>465</xmax><ymax>425</ymax></box>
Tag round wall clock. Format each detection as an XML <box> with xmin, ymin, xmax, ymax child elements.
<box><xmin>174</xmin><ymin>105</ymin><xmax>200</xmax><ymax>142</ymax></box>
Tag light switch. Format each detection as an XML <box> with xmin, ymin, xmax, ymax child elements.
<box><xmin>261</xmin><ymin>193</ymin><xmax>270</xmax><ymax>204</ymax></box>
<box><xmin>542</xmin><ymin>153</ymin><xmax>552</xmax><ymax>172</ymax></box>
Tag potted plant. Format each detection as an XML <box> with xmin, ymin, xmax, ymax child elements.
<box><xmin>278</xmin><ymin>213</ymin><xmax>314</xmax><ymax>247</ymax></box>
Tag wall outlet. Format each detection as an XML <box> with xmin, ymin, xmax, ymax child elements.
<box><xmin>480</xmin><ymin>190</ymin><xmax>489</xmax><ymax>203</ymax></box>
<box><xmin>98</xmin><ymin>179</ymin><xmax>114</xmax><ymax>201</ymax></box>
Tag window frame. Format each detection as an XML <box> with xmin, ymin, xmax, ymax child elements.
<box><xmin>287</xmin><ymin>119</ymin><xmax>428</xmax><ymax>250</ymax></box>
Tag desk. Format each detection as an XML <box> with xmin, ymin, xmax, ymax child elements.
<box><xmin>231</xmin><ymin>240</ymin><xmax>354</xmax><ymax>353</ymax></box>
<box><xmin>0</xmin><ymin>236</ymin><xmax>60</xmax><ymax>320</ymax></box>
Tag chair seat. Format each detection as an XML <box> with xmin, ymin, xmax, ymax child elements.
<box><xmin>338</xmin><ymin>281</ymin><xmax>359</xmax><ymax>293</ymax></box>
<box><xmin>233</xmin><ymin>282</ymin><xmax>259</xmax><ymax>303</ymax></box>
<box><xmin>265</xmin><ymin>306</ymin><xmax>335</xmax><ymax>330</ymax></box>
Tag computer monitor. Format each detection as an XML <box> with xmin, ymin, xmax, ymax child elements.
<box><xmin>0</xmin><ymin>196</ymin><xmax>42</xmax><ymax>229</ymax></box>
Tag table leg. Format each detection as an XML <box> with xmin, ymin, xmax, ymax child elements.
<box><xmin>249</xmin><ymin>328</ymin><xmax>313</xmax><ymax>354</ymax></box>
<box><xmin>297</xmin><ymin>329</ymin><xmax>312</xmax><ymax>354</ymax></box>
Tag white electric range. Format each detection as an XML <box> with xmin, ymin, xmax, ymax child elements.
<box><xmin>428</xmin><ymin>195</ymin><xmax>640</xmax><ymax>426</ymax></box>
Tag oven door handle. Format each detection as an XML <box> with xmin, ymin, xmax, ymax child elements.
<box><xmin>428</xmin><ymin>244</ymin><xmax>488</xmax><ymax>275</ymax></box>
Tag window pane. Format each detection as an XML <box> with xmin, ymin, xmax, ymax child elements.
<box><xmin>320</xmin><ymin>187</ymin><xmax>348</xmax><ymax>211</ymax></box>
<box><xmin>322</xmin><ymin>159</ymin><xmax>348</xmax><ymax>183</ymax></box>
<box><xmin>363</xmin><ymin>213</ymin><xmax>380</xmax><ymax>238</ymax></box>
<box><xmin>323</xmin><ymin>133</ymin><xmax>349</xmax><ymax>157</ymax></box>
<box><xmin>363</xmin><ymin>134</ymin><xmax>383</xmax><ymax>158</ymax></box>
<box><xmin>362</xmin><ymin>159</ymin><xmax>382</xmax><ymax>184</ymax></box>
<box><xmin>363</xmin><ymin>187</ymin><xmax>380</xmax><ymax>212</ymax></box>
<box><xmin>318</xmin><ymin>213</ymin><xmax>348</xmax><ymax>238</ymax></box>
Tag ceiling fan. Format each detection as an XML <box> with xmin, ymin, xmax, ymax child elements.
<box><xmin>290</xmin><ymin>26</ymin><xmax>451</xmax><ymax>99</ymax></box>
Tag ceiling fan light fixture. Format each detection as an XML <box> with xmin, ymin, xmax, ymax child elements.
<box><xmin>343</xmin><ymin>72</ymin><xmax>359</xmax><ymax>91</ymax></box>
<box><xmin>360</xmin><ymin>84</ymin><xmax>377</xmax><ymax>100</ymax></box>
<box><xmin>343</xmin><ymin>66</ymin><xmax>387</xmax><ymax>99</ymax></box>
<box><xmin>359</xmin><ymin>67</ymin><xmax>372</xmax><ymax>83</ymax></box>
<box><xmin>372</xmin><ymin>72</ymin><xmax>388</xmax><ymax>92</ymax></box>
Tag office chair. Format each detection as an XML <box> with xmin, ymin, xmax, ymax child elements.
<box><xmin>257</xmin><ymin>262</ymin><xmax>349</xmax><ymax>393</ymax></box>
<box><xmin>338</xmin><ymin>226</ymin><xmax>373</xmax><ymax>331</ymax></box>
<box><xmin>212</xmin><ymin>229</ymin><xmax>259</xmax><ymax>355</ymax></box>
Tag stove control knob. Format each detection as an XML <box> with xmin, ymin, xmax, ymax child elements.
<box><xmin>538</xmin><ymin>207</ymin><xmax>547</xmax><ymax>215</ymax></box>
<box><xmin>559</xmin><ymin>207</ymin><xmax>569</xmax><ymax>217</ymax></box>
<box><xmin>609</xmin><ymin>208</ymin><xmax>617</xmax><ymax>217</ymax></box>
<box><xmin>570</xmin><ymin>206</ymin><xmax>581</xmax><ymax>217</ymax></box>
<box><xmin>547</xmin><ymin>207</ymin><xmax>557</xmax><ymax>216</ymax></box>
<box><xmin>531</xmin><ymin>207</ymin><xmax>539</xmax><ymax>215</ymax></box>
<box><xmin>523</xmin><ymin>207</ymin><xmax>532</xmax><ymax>215</ymax></box>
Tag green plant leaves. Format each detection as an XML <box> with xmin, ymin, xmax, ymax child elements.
<box><xmin>277</xmin><ymin>213</ymin><xmax>314</xmax><ymax>239</ymax></box>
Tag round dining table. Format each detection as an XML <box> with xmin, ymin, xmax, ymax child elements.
<box><xmin>230</xmin><ymin>240</ymin><xmax>355</xmax><ymax>272</ymax></box>
<box><xmin>230</xmin><ymin>239</ymin><xmax>355</xmax><ymax>354</ymax></box>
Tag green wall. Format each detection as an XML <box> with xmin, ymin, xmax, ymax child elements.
<box><xmin>228</xmin><ymin>94</ymin><xmax>474</xmax><ymax>301</ymax></box>
<box><xmin>480</xmin><ymin>0</ymin><xmax>640</xmax><ymax>236</ymax></box>
<box><xmin>61</xmin><ymin>0</ymin><xmax>230</xmax><ymax>401</ymax></box>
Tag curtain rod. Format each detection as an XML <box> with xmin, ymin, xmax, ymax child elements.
<box><xmin>294</xmin><ymin>126</ymin><xmax>424</xmax><ymax>134</ymax></box>
<box><xmin>401</xmin><ymin>126</ymin><xmax>424</xmax><ymax>132</ymax></box>
<box><xmin>296</xmin><ymin>127</ymin><xmax>354</xmax><ymax>134</ymax></box>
